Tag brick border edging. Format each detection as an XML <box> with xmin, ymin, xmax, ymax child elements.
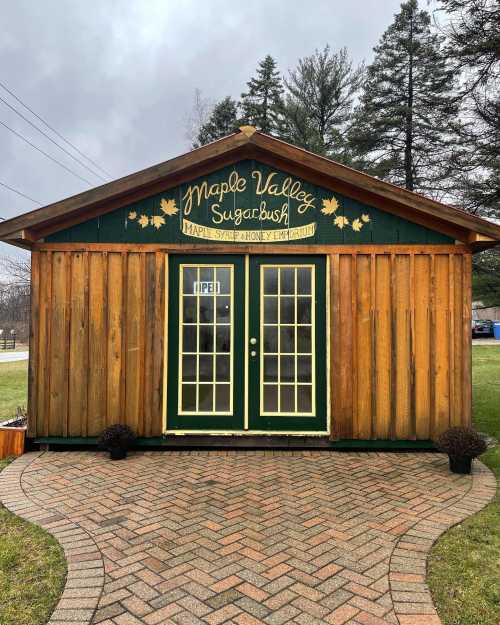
<box><xmin>389</xmin><ymin>460</ymin><xmax>497</xmax><ymax>625</ymax></box>
<box><xmin>0</xmin><ymin>452</ymin><xmax>104</xmax><ymax>625</ymax></box>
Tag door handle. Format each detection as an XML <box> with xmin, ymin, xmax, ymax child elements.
<box><xmin>250</xmin><ymin>337</ymin><xmax>257</xmax><ymax>345</ymax></box>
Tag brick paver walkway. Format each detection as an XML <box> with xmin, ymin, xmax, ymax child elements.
<box><xmin>0</xmin><ymin>451</ymin><xmax>495</xmax><ymax>625</ymax></box>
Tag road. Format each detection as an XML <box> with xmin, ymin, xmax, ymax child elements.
<box><xmin>0</xmin><ymin>351</ymin><xmax>29</xmax><ymax>363</ymax></box>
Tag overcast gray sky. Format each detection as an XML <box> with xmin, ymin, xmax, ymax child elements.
<box><xmin>1</xmin><ymin>0</ymin><xmax>406</xmax><ymax>260</ymax></box>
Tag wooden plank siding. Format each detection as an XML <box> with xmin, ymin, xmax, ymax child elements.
<box><xmin>29</xmin><ymin>249</ymin><xmax>166</xmax><ymax>437</ymax></box>
<box><xmin>329</xmin><ymin>249</ymin><xmax>472</xmax><ymax>440</ymax></box>
<box><xmin>28</xmin><ymin>246</ymin><xmax>472</xmax><ymax>440</ymax></box>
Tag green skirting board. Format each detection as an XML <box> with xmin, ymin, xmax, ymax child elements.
<box><xmin>33</xmin><ymin>436</ymin><xmax>436</xmax><ymax>451</ymax></box>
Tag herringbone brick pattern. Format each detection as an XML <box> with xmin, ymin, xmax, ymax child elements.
<box><xmin>4</xmin><ymin>451</ymin><xmax>496</xmax><ymax>625</ymax></box>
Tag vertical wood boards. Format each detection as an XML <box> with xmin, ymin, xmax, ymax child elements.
<box><xmin>414</xmin><ymin>255</ymin><xmax>431</xmax><ymax>438</ymax></box>
<box><xmin>48</xmin><ymin>252</ymin><xmax>69</xmax><ymax>435</ymax></box>
<box><xmin>374</xmin><ymin>255</ymin><xmax>391</xmax><ymax>438</ymax></box>
<box><xmin>328</xmin><ymin>249</ymin><xmax>471</xmax><ymax>441</ymax></box>
<box><xmin>30</xmin><ymin>249</ymin><xmax>164</xmax><ymax>438</ymax></box>
<box><xmin>355</xmin><ymin>255</ymin><xmax>372</xmax><ymax>438</ymax></box>
<box><xmin>27</xmin><ymin>252</ymin><xmax>39</xmax><ymax>438</ymax></box>
<box><xmin>29</xmin><ymin>247</ymin><xmax>471</xmax><ymax>440</ymax></box>
<box><xmin>107</xmin><ymin>253</ymin><xmax>123</xmax><ymax>424</ymax></box>
<box><xmin>68</xmin><ymin>252</ymin><xmax>88</xmax><ymax>436</ymax></box>
<box><xmin>87</xmin><ymin>253</ymin><xmax>107</xmax><ymax>436</ymax></box>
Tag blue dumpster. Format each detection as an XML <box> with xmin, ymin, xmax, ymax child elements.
<box><xmin>494</xmin><ymin>321</ymin><xmax>500</xmax><ymax>340</ymax></box>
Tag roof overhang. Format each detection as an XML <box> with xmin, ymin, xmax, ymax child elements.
<box><xmin>1</xmin><ymin>126</ymin><xmax>499</xmax><ymax>251</ymax></box>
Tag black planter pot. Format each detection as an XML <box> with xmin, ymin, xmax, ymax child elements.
<box><xmin>449</xmin><ymin>455</ymin><xmax>472</xmax><ymax>474</ymax></box>
<box><xmin>109</xmin><ymin>447</ymin><xmax>127</xmax><ymax>461</ymax></box>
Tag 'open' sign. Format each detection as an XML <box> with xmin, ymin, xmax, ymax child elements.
<box><xmin>193</xmin><ymin>281</ymin><xmax>220</xmax><ymax>295</ymax></box>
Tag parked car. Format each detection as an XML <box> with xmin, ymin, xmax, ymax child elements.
<box><xmin>472</xmin><ymin>319</ymin><xmax>494</xmax><ymax>338</ymax></box>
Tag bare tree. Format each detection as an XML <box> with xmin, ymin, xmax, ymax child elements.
<box><xmin>184</xmin><ymin>89</ymin><xmax>215</xmax><ymax>149</ymax></box>
<box><xmin>0</xmin><ymin>255</ymin><xmax>31</xmax><ymax>342</ymax></box>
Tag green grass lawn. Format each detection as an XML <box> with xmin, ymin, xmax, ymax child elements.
<box><xmin>0</xmin><ymin>459</ymin><xmax>66</xmax><ymax>625</ymax></box>
<box><xmin>0</xmin><ymin>360</ymin><xmax>28</xmax><ymax>421</ymax></box>
<box><xmin>428</xmin><ymin>346</ymin><xmax>500</xmax><ymax>625</ymax></box>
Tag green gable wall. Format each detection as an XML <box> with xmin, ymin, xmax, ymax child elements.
<box><xmin>46</xmin><ymin>160</ymin><xmax>453</xmax><ymax>245</ymax></box>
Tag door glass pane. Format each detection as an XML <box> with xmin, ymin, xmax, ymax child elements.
<box><xmin>216</xmin><ymin>326</ymin><xmax>230</xmax><ymax>352</ymax></box>
<box><xmin>280</xmin><ymin>385</ymin><xmax>295</xmax><ymax>412</ymax></box>
<box><xmin>215</xmin><ymin>355</ymin><xmax>230</xmax><ymax>381</ymax></box>
<box><xmin>297</xmin><ymin>297</ymin><xmax>311</xmax><ymax>324</ymax></box>
<box><xmin>199</xmin><ymin>355</ymin><xmax>213</xmax><ymax>382</ymax></box>
<box><xmin>183</xmin><ymin>268</ymin><xmax>197</xmax><ymax>294</ymax></box>
<box><xmin>198</xmin><ymin>384</ymin><xmax>213</xmax><ymax>411</ymax></box>
<box><xmin>297</xmin><ymin>385</ymin><xmax>312</xmax><ymax>413</ymax></box>
<box><xmin>263</xmin><ymin>297</ymin><xmax>278</xmax><ymax>324</ymax></box>
<box><xmin>263</xmin><ymin>356</ymin><xmax>278</xmax><ymax>382</ymax></box>
<box><xmin>280</xmin><ymin>297</ymin><xmax>295</xmax><ymax>324</ymax></box>
<box><xmin>199</xmin><ymin>296</ymin><xmax>214</xmax><ymax>322</ymax></box>
<box><xmin>182</xmin><ymin>384</ymin><xmax>196</xmax><ymax>412</ymax></box>
<box><xmin>260</xmin><ymin>265</ymin><xmax>315</xmax><ymax>416</ymax></box>
<box><xmin>183</xmin><ymin>325</ymin><xmax>197</xmax><ymax>353</ymax></box>
<box><xmin>215</xmin><ymin>384</ymin><xmax>230</xmax><ymax>412</ymax></box>
<box><xmin>263</xmin><ymin>268</ymin><xmax>278</xmax><ymax>294</ymax></box>
<box><xmin>216</xmin><ymin>296</ymin><xmax>231</xmax><ymax>323</ymax></box>
<box><xmin>280</xmin><ymin>356</ymin><xmax>295</xmax><ymax>382</ymax></box>
<box><xmin>182</xmin><ymin>355</ymin><xmax>196</xmax><ymax>382</ymax></box>
<box><xmin>199</xmin><ymin>325</ymin><xmax>214</xmax><ymax>352</ymax></box>
<box><xmin>263</xmin><ymin>326</ymin><xmax>278</xmax><ymax>353</ymax></box>
<box><xmin>280</xmin><ymin>326</ymin><xmax>295</xmax><ymax>353</ymax></box>
<box><xmin>217</xmin><ymin>268</ymin><xmax>231</xmax><ymax>294</ymax></box>
<box><xmin>297</xmin><ymin>356</ymin><xmax>312</xmax><ymax>382</ymax></box>
<box><xmin>179</xmin><ymin>264</ymin><xmax>233</xmax><ymax>414</ymax></box>
<box><xmin>297</xmin><ymin>327</ymin><xmax>311</xmax><ymax>353</ymax></box>
<box><xmin>280</xmin><ymin>268</ymin><xmax>294</xmax><ymax>294</ymax></box>
<box><xmin>183</xmin><ymin>297</ymin><xmax>197</xmax><ymax>323</ymax></box>
<box><xmin>263</xmin><ymin>385</ymin><xmax>278</xmax><ymax>412</ymax></box>
<box><xmin>200</xmin><ymin>267</ymin><xmax>214</xmax><ymax>283</ymax></box>
<box><xmin>297</xmin><ymin>268</ymin><xmax>311</xmax><ymax>294</ymax></box>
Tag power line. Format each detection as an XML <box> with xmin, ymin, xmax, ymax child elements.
<box><xmin>0</xmin><ymin>180</ymin><xmax>42</xmax><ymax>205</ymax></box>
<box><xmin>0</xmin><ymin>80</ymin><xmax>113</xmax><ymax>179</ymax></box>
<box><xmin>0</xmin><ymin>93</ymin><xmax>108</xmax><ymax>183</ymax></box>
<box><xmin>0</xmin><ymin>118</ymin><xmax>94</xmax><ymax>186</ymax></box>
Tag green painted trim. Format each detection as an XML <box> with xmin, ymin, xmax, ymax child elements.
<box><xmin>34</xmin><ymin>436</ymin><xmax>437</xmax><ymax>450</ymax></box>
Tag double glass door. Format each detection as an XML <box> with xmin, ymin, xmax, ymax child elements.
<box><xmin>166</xmin><ymin>255</ymin><xmax>326</xmax><ymax>432</ymax></box>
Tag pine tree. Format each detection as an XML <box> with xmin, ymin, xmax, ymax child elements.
<box><xmin>439</xmin><ymin>0</ymin><xmax>500</xmax><ymax>219</ymax></box>
<box><xmin>195</xmin><ymin>97</ymin><xmax>240</xmax><ymax>147</ymax></box>
<box><xmin>282</xmin><ymin>46</ymin><xmax>364</xmax><ymax>160</ymax></box>
<box><xmin>240</xmin><ymin>55</ymin><xmax>284</xmax><ymax>134</ymax></box>
<box><xmin>439</xmin><ymin>1</ymin><xmax>500</xmax><ymax>305</ymax></box>
<box><xmin>349</xmin><ymin>0</ymin><xmax>459</xmax><ymax>197</ymax></box>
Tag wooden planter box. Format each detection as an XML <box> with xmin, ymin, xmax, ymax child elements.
<box><xmin>0</xmin><ymin>426</ymin><xmax>25</xmax><ymax>459</ymax></box>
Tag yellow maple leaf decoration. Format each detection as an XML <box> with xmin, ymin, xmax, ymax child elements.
<box><xmin>321</xmin><ymin>197</ymin><xmax>339</xmax><ymax>215</ymax></box>
<box><xmin>352</xmin><ymin>218</ymin><xmax>363</xmax><ymax>232</ymax></box>
<box><xmin>160</xmin><ymin>198</ymin><xmax>179</xmax><ymax>216</ymax></box>
<box><xmin>334</xmin><ymin>215</ymin><xmax>349</xmax><ymax>229</ymax></box>
<box><xmin>361</xmin><ymin>213</ymin><xmax>370</xmax><ymax>223</ymax></box>
<box><xmin>138</xmin><ymin>214</ymin><xmax>149</xmax><ymax>228</ymax></box>
<box><xmin>128</xmin><ymin>211</ymin><xmax>137</xmax><ymax>220</ymax></box>
<box><xmin>151</xmin><ymin>215</ymin><xmax>166</xmax><ymax>230</ymax></box>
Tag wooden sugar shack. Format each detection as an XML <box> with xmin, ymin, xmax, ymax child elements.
<box><xmin>1</xmin><ymin>127</ymin><xmax>499</xmax><ymax>448</ymax></box>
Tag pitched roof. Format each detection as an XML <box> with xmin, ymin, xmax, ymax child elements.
<box><xmin>1</xmin><ymin>126</ymin><xmax>499</xmax><ymax>249</ymax></box>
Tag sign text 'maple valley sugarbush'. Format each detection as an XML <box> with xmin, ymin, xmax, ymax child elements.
<box><xmin>127</xmin><ymin>163</ymin><xmax>371</xmax><ymax>242</ymax></box>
